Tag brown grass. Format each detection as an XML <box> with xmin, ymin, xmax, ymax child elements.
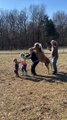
<box><xmin>0</xmin><ymin>53</ymin><xmax>67</xmax><ymax>120</ymax></box>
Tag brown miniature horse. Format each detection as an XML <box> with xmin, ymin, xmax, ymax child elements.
<box><xmin>32</xmin><ymin>42</ymin><xmax>52</xmax><ymax>74</ymax></box>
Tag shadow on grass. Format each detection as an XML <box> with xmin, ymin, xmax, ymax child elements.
<box><xmin>37</xmin><ymin>72</ymin><xmax>67</xmax><ymax>83</ymax></box>
<box><xmin>18</xmin><ymin>75</ymin><xmax>45</xmax><ymax>82</ymax></box>
<box><xmin>18</xmin><ymin>72</ymin><xmax>67</xmax><ymax>83</ymax></box>
<box><xmin>23</xmin><ymin>75</ymin><xmax>45</xmax><ymax>82</ymax></box>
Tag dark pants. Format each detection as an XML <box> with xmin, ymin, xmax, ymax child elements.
<box><xmin>22</xmin><ymin>64</ymin><xmax>27</xmax><ymax>73</ymax></box>
<box><xmin>14</xmin><ymin>69</ymin><xmax>19</xmax><ymax>76</ymax></box>
<box><xmin>52</xmin><ymin>57</ymin><xmax>58</xmax><ymax>73</ymax></box>
<box><xmin>31</xmin><ymin>61</ymin><xmax>39</xmax><ymax>75</ymax></box>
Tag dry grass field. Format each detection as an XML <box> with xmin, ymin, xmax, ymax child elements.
<box><xmin>0</xmin><ymin>53</ymin><xmax>67</xmax><ymax>120</ymax></box>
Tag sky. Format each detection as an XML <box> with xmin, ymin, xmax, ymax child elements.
<box><xmin>0</xmin><ymin>0</ymin><xmax>67</xmax><ymax>18</ymax></box>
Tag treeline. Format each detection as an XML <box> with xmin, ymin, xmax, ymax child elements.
<box><xmin>0</xmin><ymin>5</ymin><xmax>67</xmax><ymax>50</ymax></box>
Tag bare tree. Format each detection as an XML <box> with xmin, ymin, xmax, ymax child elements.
<box><xmin>18</xmin><ymin>9</ymin><xmax>28</xmax><ymax>48</ymax></box>
<box><xmin>53</xmin><ymin>11</ymin><xmax>67</xmax><ymax>46</ymax></box>
<box><xmin>0</xmin><ymin>6</ymin><xmax>58</xmax><ymax>50</ymax></box>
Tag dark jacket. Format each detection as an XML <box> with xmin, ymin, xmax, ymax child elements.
<box><xmin>52</xmin><ymin>46</ymin><xmax>58</xmax><ymax>58</ymax></box>
<box><xmin>26</xmin><ymin>52</ymin><xmax>39</xmax><ymax>62</ymax></box>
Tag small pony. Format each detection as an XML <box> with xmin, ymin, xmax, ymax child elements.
<box><xmin>32</xmin><ymin>42</ymin><xmax>52</xmax><ymax>74</ymax></box>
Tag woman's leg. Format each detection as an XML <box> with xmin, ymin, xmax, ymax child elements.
<box><xmin>52</xmin><ymin>57</ymin><xmax>58</xmax><ymax>74</ymax></box>
<box><xmin>31</xmin><ymin>61</ymin><xmax>39</xmax><ymax>75</ymax></box>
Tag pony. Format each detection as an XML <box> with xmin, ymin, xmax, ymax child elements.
<box><xmin>32</xmin><ymin>42</ymin><xmax>52</xmax><ymax>74</ymax></box>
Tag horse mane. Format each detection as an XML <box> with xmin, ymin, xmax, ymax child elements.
<box><xmin>34</xmin><ymin>42</ymin><xmax>44</xmax><ymax>52</ymax></box>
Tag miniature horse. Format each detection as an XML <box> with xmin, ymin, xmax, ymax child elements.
<box><xmin>32</xmin><ymin>42</ymin><xmax>52</xmax><ymax>74</ymax></box>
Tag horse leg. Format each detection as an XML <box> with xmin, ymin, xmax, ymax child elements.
<box><xmin>45</xmin><ymin>63</ymin><xmax>49</xmax><ymax>74</ymax></box>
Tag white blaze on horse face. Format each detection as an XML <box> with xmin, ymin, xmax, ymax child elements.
<box><xmin>34</xmin><ymin>42</ymin><xmax>44</xmax><ymax>52</ymax></box>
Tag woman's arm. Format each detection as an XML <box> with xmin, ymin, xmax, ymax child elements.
<box><xmin>25</xmin><ymin>54</ymin><xmax>31</xmax><ymax>59</ymax></box>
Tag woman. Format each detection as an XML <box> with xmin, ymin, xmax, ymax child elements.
<box><xmin>50</xmin><ymin>40</ymin><xmax>58</xmax><ymax>74</ymax></box>
<box><xmin>26</xmin><ymin>48</ymin><xmax>39</xmax><ymax>75</ymax></box>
